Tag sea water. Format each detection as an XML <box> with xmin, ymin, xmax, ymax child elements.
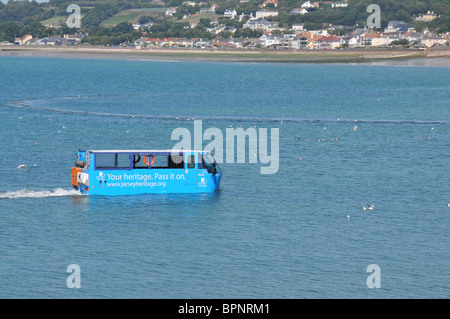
<box><xmin>0</xmin><ymin>56</ymin><xmax>449</xmax><ymax>298</ymax></box>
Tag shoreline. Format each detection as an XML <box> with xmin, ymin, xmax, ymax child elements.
<box><xmin>1</xmin><ymin>46</ymin><xmax>450</xmax><ymax>66</ymax></box>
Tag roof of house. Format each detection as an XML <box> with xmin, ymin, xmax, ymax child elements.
<box><xmin>315</xmin><ymin>35</ymin><xmax>341</xmax><ymax>42</ymax></box>
<box><xmin>361</xmin><ymin>32</ymin><xmax>386</xmax><ymax>38</ymax></box>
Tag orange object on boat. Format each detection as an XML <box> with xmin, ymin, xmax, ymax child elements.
<box><xmin>71</xmin><ymin>167</ymin><xmax>81</xmax><ymax>187</ymax></box>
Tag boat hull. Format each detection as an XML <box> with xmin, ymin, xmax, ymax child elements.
<box><xmin>78</xmin><ymin>169</ymin><xmax>221</xmax><ymax>196</ymax></box>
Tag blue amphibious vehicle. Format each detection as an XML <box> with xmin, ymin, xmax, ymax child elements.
<box><xmin>71</xmin><ymin>150</ymin><xmax>222</xmax><ymax>195</ymax></box>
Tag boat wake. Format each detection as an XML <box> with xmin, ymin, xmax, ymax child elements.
<box><xmin>4</xmin><ymin>95</ymin><xmax>450</xmax><ymax>126</ymax></box>
<box><xmin>0</xmin><ymin>188</ymin><xmax>83</xmax><ymax>199</ymax></box>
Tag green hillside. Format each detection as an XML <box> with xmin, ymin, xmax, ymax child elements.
<box><xmin>0</xmin><ymin>0</ymin><xmax>448</xmax><ymax>44</ymax></box>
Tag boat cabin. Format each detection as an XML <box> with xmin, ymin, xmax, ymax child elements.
<box><xmin>71</xmin><ymin>150</ymin><xmax>222</xmax><ymax>195</ymax></box>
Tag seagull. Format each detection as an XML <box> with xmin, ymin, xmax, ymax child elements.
<box><xmin>17</xmin><ymin>164</ymin><xmax>28</xmax><ymax>171</ymax></box>
<box><xmin>363</xmin><ymin>204</ymin><xmax>374</xmax><ymax>211</ymax></box>
<box><xmin>352</xmin><ymin>126</ymin><xmax>358</xmax><ymax>131</ymax></box>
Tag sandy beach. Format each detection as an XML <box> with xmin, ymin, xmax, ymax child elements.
<box><xmin>1</xmin><ymin>45</ymin><xmax>450</xmax><ymax>66</ymax></box>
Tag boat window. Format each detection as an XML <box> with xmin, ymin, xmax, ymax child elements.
<box><xmin>187</xmin><ymin>155</ymin><xmax>195</xmax><ymax>169</ymax></box>
<box><xmin>151</xmin><ymin>155</ymin><xmax>168</xmax><ymax>168</ymax></box>
<box><xmin>169</xmin><ymin>154</ymin><xmax>184</xmax><ymax>169</ymax></box>
<box><xmin>131</xmin><ymin>154</ymin><xmax>185</xmax><ymax>169</ymax></box>
<box><xmin>96</xmin><ymin>153</ymin><xmax>131</xmax><ymax>169</ymax></box>
<box><xmin>199</xmin><ymin>153</ymin><xmax>217</xmax><ymax>173</ymax></box>
<box><xmin>96</xmin><ymin>153</ymin><xmax>116</xmax><ymax>168</ymax></box>
<box><xmin>117</xmin><ymin>153</ymin><xmax>131</xmax><ymax>168</ymax></box>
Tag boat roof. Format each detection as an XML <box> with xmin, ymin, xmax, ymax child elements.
<box><xmin>88</xmin><ymin>149</ymin><xmax>209</xmax><ymax>154</ymax></box>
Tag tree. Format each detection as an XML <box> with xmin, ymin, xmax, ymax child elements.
<box><xmin>112</xmin><ymin>22</ymin><xmax>134</xmax><ymax>34</ymax></box>
<box><xmin>138</xmin><ymin>15</ymin><xmax>152</xmax><ymax>25</ymax></box>
<box><xmin>396</xmin><ymin>9</ymin><xmax>412</xmax><ymax>23</ymax></box>
<box><xmin>0</xmin><ymin>21</ymin><xmax>21</xmax><ymax>42</ymax></box>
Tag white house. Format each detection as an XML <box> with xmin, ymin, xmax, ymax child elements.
<box><xmin>255</xmin><ymin>9</ymin><xmax>279</xmax><ymax>19</ymax></box>
<box><xmin>301</xmin><ymin>1</ymin><xmax>315</xmax><ymax>8</ymax></box>
<box><xmin>340</xmin><ymin>35</ymin><xmax>358</xmax><ymax>48</ymax></box>
<box><xmin>331</xmin><ymin>2</ymin><xmax>348</xmax><ymax>8</ymax></box>
<box><xmin>224</xmin><ymin>9</ymin><xmax>237</xmax><ymax>19</ymax></box>
<box><xmin>243</xmin><ymin>19</ymin><xmax>280</xmax><ymax>31</ymax></box>
<box><xmin>291</xmin><ymin>8</ymin><xmax>308</xmax><ymax>15</ymax></box>
<box><xmin>182</xmin><ymin>1</ymin><xmax>196</xmax><ymax>6</ymax></box>
<box><xmin>259</xmin><ymin>33</ymin><xmax>283</xmax><ymax>47</ymax></box>
<box><xmin>165</xmin><ymin>7</ymin><xmax>177</xmax><ymax>16</ymax></box>
<box><xmin>292</xmin><ymin>24</ymin><xmax>305</xmax><ymax>31</ymax></box>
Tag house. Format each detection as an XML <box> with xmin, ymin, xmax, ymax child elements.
<box><xmin>301</xmin><ymin>1</ymin><xmax>319</xmax><ymax>8</ymax></box>
<box><xmin>243</xmin><ymin>19</ymin><xmax>280</xmax><ymax>31</ymax></box>
<box><xmin>340</xmin><ymin>35</ymin><xmax>358</xmax><ymax>48</ymax></box>
<box><xmin>262</xmin><ymin>0</ymin><xmax>278</xmax><ymax>7</ymax></box>
<box><xmin>360</xmin><ymin>32</ymin><xmax>388</xmax><ymax>47</ymax></box>
<box><xmin>421</xmin><ymin>36</ymin><xmax>447</xmax><ymax>47</ymax></box>
<box><xmin>132</xmin><ymin>22</ymin><xmax>152</xmax><ymax>30</ymax></box>
<box><xmin>290</xmin><ymin>8</ymin><xmax>308</xmax><ymax>15</ymax></box>
<box><xmin>312</xmin><ymin>35</ymin><xmax>341</xmax><ymax>49</ymax></box>
<box><xmin>259</xmin><ymin>33</ymin><xmax>284</xmax><ymax>47</ymax></box>
<box><xmin>159</xmin><ymin>37</ymin><xmax>183</xmax><ymax>48</ymax></box>
<box><xmin>206</xmin><ymin>25</ymin><xmax>226</xmax><ymax>35</ymax></box>
<box><xmin>182</xmin><ymin>1</ymin><xmax>196</xmax><ymax>6</ymax></box>
<box><xmin>136</xmin><ymin>38</ymin><xmax>162</xmax><ymax>48</ymax></box>
<box><xmin>423</xmin><ymin>11</ymin><xmax>438</xmax><ymax>22</ymax></box>
<box><xmin>224</xmin><ymin>9</ymin><xmax>237</xmax><ymax>19</ymax></box>
<box><xmin>14</xmin><ymin>34</ymin><xmax>33</xmax><ymax>45</ymax></box>
<box><xmin>384</xmin><ymin>21</ymin><xmax>414</xmax><ymax>33</ymax></box>
<box><xmin>63</xmin><ymin>34</ymin><xmax>82</xmax><ymax>43</ymax></box>
<box><xmin>295</xmin><ymin>36</ymin><xmax>309</xmax><ymax>49</ymax></box>
<box><xmin>165</xmin><ymin>7</ymin><xmax>177</xmax><ymax>16</ymax></box>
<box><xmin>406</xmin><ymin>32</ymin><xmax>424</xmax><ymax>44</ymax></box>
<box><xmin>255</xmin><ymin>9</ymin><xmax>278</xmax><ymax>19</ymax></box>
<box><xmin>259</xmin><ymin>33</ymin><xmax>304</xmax><ymax>49</ymax></box>
<box><xmin>176</xmin><ymin>38</ymin><xmax>195</xmax><ymax>48</ymax></box>
<box><xmin>37</xmin><ymin>36</ymin><xmax>69</xmax><ymax>46</ymax></box>
<box><xmin>292</xmin><ymin>24</ymin><xmax>305</xmax><ymax>31</ymax></box>
<box><xmin>396</xmin><ymin>24</ymin><xmax>415</xmax><ymax>34</ymax></box>
<box><xmin>199</xmin><ymin>7</ymin><xmax>214</xmax><ymax>14</ymax></box>
<box><xmin>331</xmin><ymin>2</ymin><xmax>348</xmax><ymax>8</ymax></box>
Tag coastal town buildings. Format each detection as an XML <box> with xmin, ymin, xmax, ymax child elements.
<box><xmin>1</xmin><ymin>2</ymin><xmax>448</xmax><ymax>51</ymax></box>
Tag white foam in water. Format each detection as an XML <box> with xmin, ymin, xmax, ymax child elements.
<box><xmin>0</xmin><ymin>188</ymin><xmax>83</xmax><ymax>199</ymax></box>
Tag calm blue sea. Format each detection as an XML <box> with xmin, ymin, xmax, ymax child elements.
<box><xmin>0</xmin><ymin>55</ymin><xmax>449</xmax><ymax>298</ymax></box>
